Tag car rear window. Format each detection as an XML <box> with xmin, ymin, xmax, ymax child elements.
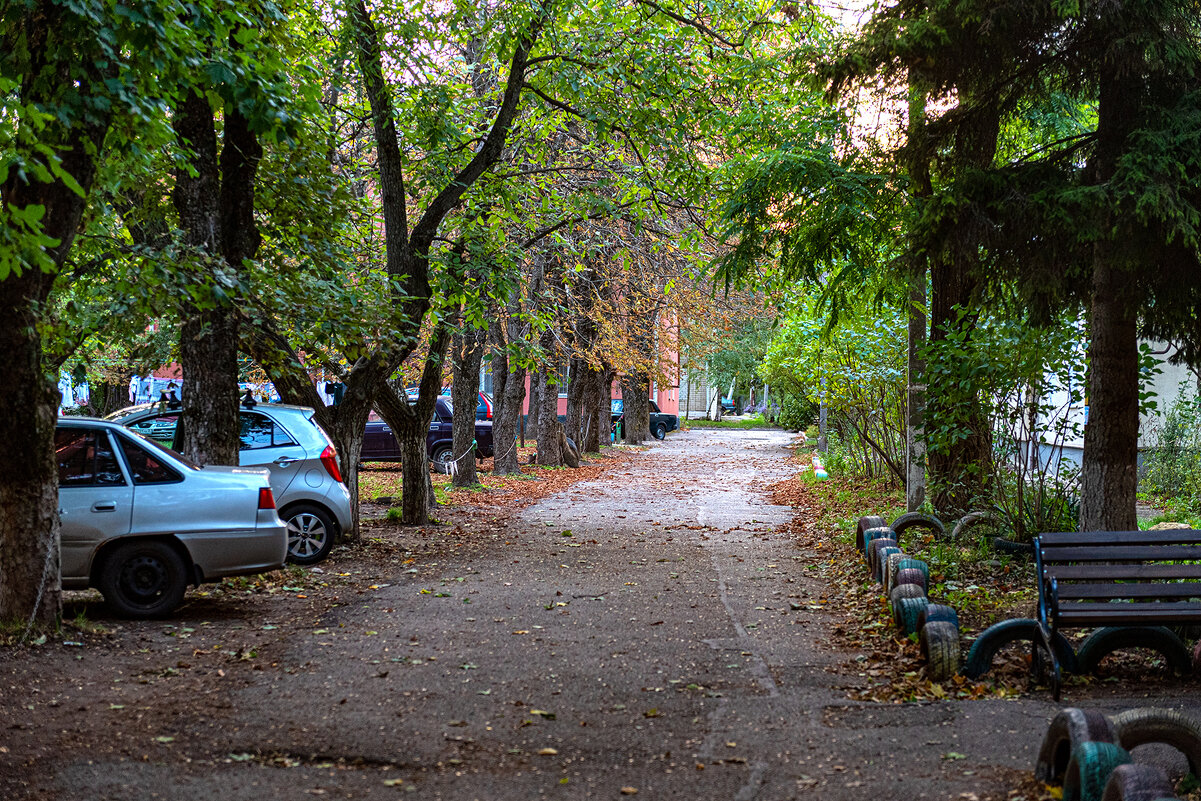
<box><xmin>116</xmin><ymin>436</ymin><xmax>183</xmax><ymax>484</ymax></box>
<box><xmin>240</xmin><ymin>412</ymin><xmax>297</xmax><ymax>449</ymax></box>
<box><xmin>55</xmin><ymin>428</ymin><xmax>126</xmax><ymax>487</ymax></box>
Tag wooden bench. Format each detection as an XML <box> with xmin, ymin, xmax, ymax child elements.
<box><xmin>1035</xmin><ymin>529</ymin><xmax>1201</xmax><ymax>699</ymax></box>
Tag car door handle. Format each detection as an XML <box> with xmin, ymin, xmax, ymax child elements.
<box><xmin>91</xmin><ymin>501</ymin><xmax>117</xmax><ymax>513</ymax></box>
<box><xmin>273</xmin><ymin>457</ymin><xmax>297</xmax><ymax>467</ymax></box>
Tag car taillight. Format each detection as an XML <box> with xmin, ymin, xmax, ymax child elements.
<box><xmin>258</xmin><ymin>487</ymin><xmax>276</xmax><ymax>510</ymax></box>
<box><xmin>320</xmin><ymin>445</ymin><xmax>343</xmax><ymax>483</ymax></box>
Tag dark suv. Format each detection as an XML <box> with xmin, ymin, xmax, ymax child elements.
<box><xmin>610</xmin><ymin>399</ymin><xmax>679</xmax><ymax>440</ymax></box>
<box><xmin>362</xmin><ymin>397</ymin><xmax>495</xmax><ymax>467</ymax></box>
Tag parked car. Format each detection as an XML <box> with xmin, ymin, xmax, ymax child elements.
<box><xmin>55</xmin><ymin>417</ymin><xmax>287</xmax><ymax>619</ymax></box>
<box><xmin>610</xmin><ymin>399</ymin><xmax>680</xmax><ymax>440</ymax></box>
<box><xmin>720</xmin><ymin>397</ymin><xmax>738</xmax><ymax>416</ymax></box>
<box><xmin>362</xmin><ymin>396</ymin><xmax>495</xmax><ymax>467</ymax></box>
<box><xmin>107</xmin><ymin>400</ymin><xmax>352</xmax><ymax>565</ymax></box>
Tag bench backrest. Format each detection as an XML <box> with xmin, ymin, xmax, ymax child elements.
<box><xmin>1035</xmin><ymin>530</ymin><xmax>1201</xmax><ymax>626</ymax></box>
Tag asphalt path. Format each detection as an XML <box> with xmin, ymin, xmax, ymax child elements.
<box><xmin>28</xmin><ymin>428</ymin><xmax>1200</xmax><ymax>800</ymax></box>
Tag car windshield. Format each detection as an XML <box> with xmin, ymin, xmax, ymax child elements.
<box><xmin>120</xmin><ymin>428</ymin><xmax>201</xmax><ymax>470</ymax></box>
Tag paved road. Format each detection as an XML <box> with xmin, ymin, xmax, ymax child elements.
<box><xmin>25</xmin><ymin>428</ymin><xmax>1195</xmax><ymax>799</ymax></box>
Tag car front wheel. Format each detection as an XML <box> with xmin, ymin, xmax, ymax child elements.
<box><xmin>284</xmin><ymin>503</ymin><xmax>336</xmax><ymax>565</ymax></box>
<box><xmin>97</xmin><ymin>540</ymin><xmax>188</xmax><ymax>619</ymax></box>
<box><xmin>431</xmin><ymin>445</ymin><xmax>454</xmax><ymax>471</ymax></box>
<box><xmin>652</xmin><ymin>423</ymin><xmax>667</xmax><ymax>440</ymax></box>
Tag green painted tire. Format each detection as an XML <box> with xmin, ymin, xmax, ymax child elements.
<box><xmin>963</xmin><ymin>618</ymin><xmax>1078</xmax><ymax>681</ymax></box>
<box><xmin>1036</xmin><ymin>708</ymin><xmax>1119</xmax><ymax>784</ymax></box>
<box><xmin>896</xmin><ymin>596</ymin><xmax>930</xmax><ymax>635</ymax></box>
<box><xmin>1062</xmin><ymin>742</ymin><xmax>1131</xmax><ymax>801</ymax></box>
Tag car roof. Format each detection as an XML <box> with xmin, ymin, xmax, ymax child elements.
<box><xmin>109</xmin><ymin>402</ymin><xmax>316</xmax><ymax>421</ymax></box>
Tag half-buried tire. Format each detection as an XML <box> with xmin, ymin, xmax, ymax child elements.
<box><xmin>1035</xmin><ymin>708</ymin><xmax>1119</xmax><ymax>784</ymax></box>
<box><xmin>962</xmin><ymin>618</ymin><xmax>1078</xmax><ymax>680</ymax></box>
<box><xmin>1099</xmin><ymin>763</ymin><xmax>1177</xmax><ymax>801</ymax></box>
<box><xmin>1110</xmin><ymin>707</ymin><xmax>1201</xmax><ymax>779</ymax></box>
<box><xmin>920</xmin><ymin>620</ymin><xmax>960</xmax><ymax>681</ymax></box>
<box><xmin>1076</xmin><ymin>626</ymin><xmax>1191</xmax><ymax>676</ymax></box>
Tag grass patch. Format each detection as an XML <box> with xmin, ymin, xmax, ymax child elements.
<box><xmin>684</xmin><ymin>414</ymin><xmax>776</xmax><ymax>430</ymax></box>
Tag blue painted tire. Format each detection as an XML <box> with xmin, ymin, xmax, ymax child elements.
<box><xmin>867</xmin><ymin>539</ymin><xmax>897</xmax><ymax>575</ymax></box>
<box><xmin>896</xmin><ymin>595</ymin><xmax>929</xmax><ymax>635</ymax></box>
<box><xmin>962</xmin><ymin>618</ymin><xmax>1078</xmax><ymax>680</ymax></box>
<box><xmin>855</xmin><ymin>517</ymin><xmax>888</xmax><ymax>551</ymax></box>
<box><xmin>917</xmin><ymin>604</ymin><xmax>959</xmax><ymax>631</ymax></box>
<box><xmin>863</xmin><ymin>530</ymin><xmax>894</xmax><ymax>563</ymax></box>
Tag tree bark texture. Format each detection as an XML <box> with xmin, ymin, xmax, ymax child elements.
<box><xmin>565</xmin><ymin>356</ymin><xmax>585</xmax><ymax>444</ymax></box>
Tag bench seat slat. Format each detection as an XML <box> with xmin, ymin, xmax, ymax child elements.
<box><xmin>1047</xmin><ymin>564</ymin><xmax>1201</xmax><ymax>580</ymax></box>
<box><xmin>1040</xmin><ymin>545</ymin><xmax>1201</xmax><ymax>562</ymax></box>
<box><xmin>1056</xmin><ymin>582</ymin><xmax>1201</xmax><ymax>600</ymax></box>
<box><xmin>1039</xmin><ymin>530</ymin><xmax>1201</xmax><ymax>546</ymax></box>
<box><xmin>1057</xmin><ymin>601</ymin><xmax>1201</xmax><ymax>625</ymax></box>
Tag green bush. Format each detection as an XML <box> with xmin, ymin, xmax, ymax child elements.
<box><xmin>776</xmin><ymin>393</ymin><xmax>817</xmax><ymax>430</ymax></box>
<box><xmin>1141</xmin><ymin>387</ymin><xmax>1201</xmax><ymax>513</ymax></box>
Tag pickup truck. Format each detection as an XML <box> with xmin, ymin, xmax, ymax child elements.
<box><xmin>610</xmin><ymin>399</ymin><xmax>679</xmax><ymax>440</ymax></box>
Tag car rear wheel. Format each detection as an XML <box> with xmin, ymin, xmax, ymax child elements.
<box><xmin>98</xmin><ymin>540</ymin><xmax>188</xmax><ymax>619</ymax></box>
<box><xmin>284</xmin><ymin>503</ymin><xmax>335</xmax><ymax>565</ymax></box>
<box><xmin>652</xmin><ymin>423</ymin><xmax>667</xmax><ymax>440</ymax></box>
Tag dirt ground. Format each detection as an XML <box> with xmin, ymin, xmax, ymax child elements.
<box><xmin>2</xmin><ymin>428</ymin><xmax>1199</xmax><ymax>800</ymax></box>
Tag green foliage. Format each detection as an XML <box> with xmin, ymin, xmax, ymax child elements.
<box><xmin>760</xmin><ymin>290</ymin><xmax>906</xmax><ymax>481</ymax></box>
<box><xmin>776</xmin><ymin>393</ymin><xmax>817</xmax><ymax>431</ymax></box>
<box><xmin>1141</xmin><ymin>385</ymin><xmax>1201</xmax><ymax>515</ymax></box>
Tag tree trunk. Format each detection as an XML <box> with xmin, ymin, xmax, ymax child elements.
<box><xmin>0</xmin><ymin>2</ymin><xmax>111</xmax><ymax>624</ymax></box>
<box><xmin>622</xmin><ymin>373</ymin><xmax>651</xmax><ymax>444</ymax></box>
<box><xmin>173</xmin><ymin>92</ymin><xmax>261</xmax><ymax>467</ymax></box>
<box><xmin>527</xmin><ymin>370</ymin><xmax>544</xmax><ymax>450</ymax></box>
<box><xmin>374</xmin><ymin>325</ymin><xmax>451</xmax><ymax>525</ymax></box>
<box><xmin>451</xmin><ymin>318</ymin><xmax>487</xmax><ymax>487</ymax></box>
<box><xmin>0</xmin><ymin>273</ymin><xmax>62</xmax><ymax>628</ymax></box>
<box><xmin>580</xmin><ymin>367</ymin><xmax>602</xmax><ymax>453</ymax></box>
<box><xmin>536</xmin><ymin>365</ymin><xmax>563</xmax><ymax>466</ymax></box>
<box><xmin>565</xmin><ymin>356</ymin><xmax>585</xmax><ymax>443</ymax></box>
<box><xmin>1078</xmin><ymin>49</ymin><xmax>1144</xmax><ymax>532</ymax></box>
<box><xmin>596</xmin><ymin>367</ymin><xmax>614</xmax><ymax>449</ymax></box>
<box><xmin>493</xmin><ymin>362</ymin><xmax>527</xmax><ymax>474</ymax></box>
<box><xmin>907</xmin><ymin>279</ymin><xmax>928</xmax><ymax>512</ymax></box>
<box><xmin>1079</xmin><ymin>255</ymin><xmax>1140</xmax><ymax>530</ymax></box>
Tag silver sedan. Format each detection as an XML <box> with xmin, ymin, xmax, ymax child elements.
<box><xmin>56</xmin><ymin>418</ymin><xmax>287</xmax><ymax>618</ymax></box>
